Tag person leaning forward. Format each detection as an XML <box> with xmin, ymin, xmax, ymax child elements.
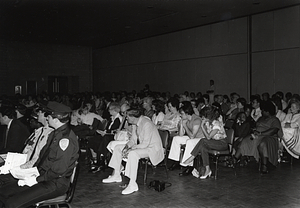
<box><xmin>102</xmin><ymin>107</ymin><xmax>164</xmax><ymax>195</ymax></box>
<box><xmin>0</xmin><ymin>101</ymin><xmax>79</xmax><ymax>208</ymax></box>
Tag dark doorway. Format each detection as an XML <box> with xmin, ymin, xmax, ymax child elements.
<box><xmin>26</xmin><ymin>81</ymin><xmax>37</xmax><ymax>95</ymax></box>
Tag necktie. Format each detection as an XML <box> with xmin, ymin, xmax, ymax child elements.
<box><xmin>136</xmin><ymin>125</ymin><xmax>140</xmax><ymax>144</ymax></box>
<box><xmin>29</xmin><ymin>128</ymin><xmax>44</xmax><ymax>161</ymax></box>
<box><xmin>35</xmin><ymin>131</ymin><xmax>55</xmax><ymax>167</ymax></box>
<box><xmin>3</xmin><ymin>126</ymin><xmax>8</xmax><ymax>148</ymax></box>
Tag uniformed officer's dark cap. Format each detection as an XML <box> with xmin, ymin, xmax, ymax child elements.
<box><xmin>47</xmin><ymin>101</ymin><xmax>72</xmax><ymax>114</ymax></box>
<box><xmin>35</xmin><ymin>100</ymin><xmax>49</xmax><ymax>112</ymax></box>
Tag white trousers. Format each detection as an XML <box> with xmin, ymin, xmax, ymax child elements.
<box><xmin>180</xmin><ymin>138</ymin><xmax>201</xmax><ymax>166</ymax></box>
<box><xmin>107</xmin><ymin>140</ymin><xmax>128</xmax><ymax>153</ymax></box>
<box><xmin>108</xmin><ymin>144</ymin><xmax>150</xmax><ymax>184</ymax></box>
<box><xmin>168</xmin><ymin>135</ymin><xmax>201</xmax><ymax>166</ymax></box>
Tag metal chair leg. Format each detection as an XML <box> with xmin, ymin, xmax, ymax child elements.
<box><xmin>164</xmin><ymin>158</ymin><xmax>168</xmax><ymax>179</ymax></box>
<box><xmin>215</xmin><ymin>156</ymin><xmax>218</xmax><ymax>179</ymax></box>
<box><xmin>231</xmin><ymin>155</ymin><xmax>237</xmax><ymax>176</ymax></box>
<box><xmin>144</xmin><ymin>160</ymin><xmax>148</xmax><ymax>184</ymax></box>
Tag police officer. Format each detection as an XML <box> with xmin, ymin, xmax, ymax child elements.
<box><xmin>0</xmin><ymin>101</ymin><xmax>79</xmax><ymax>208</ymax></box>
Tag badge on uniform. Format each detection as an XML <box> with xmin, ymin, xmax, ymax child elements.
<box><xmin>59</xmin><ymin>138</ymin><xmax>69</xmax><ymax>151</ymax></box>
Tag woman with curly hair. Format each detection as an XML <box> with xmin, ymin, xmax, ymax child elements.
<box><xmin>183</xmin><ymin>105</ymin><xmax>227</xmax><ymax>179</ymax></box>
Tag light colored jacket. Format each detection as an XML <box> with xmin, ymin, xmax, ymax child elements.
<box><xmin>127</xmin><ymin>116</ymin><xmax>164</xmax><ymax>166</ymax></box>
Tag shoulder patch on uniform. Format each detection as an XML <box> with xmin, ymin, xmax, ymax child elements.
<box><xmin>59</xmin><ymin>138</ymin><xmax>69</xmax><ymax>151</ymax></box>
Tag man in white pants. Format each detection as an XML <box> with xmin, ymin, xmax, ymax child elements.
<box><xmin>102</xmin><ymin>108</ymin><xmax>164</xmax><ymax>195</ymax></box>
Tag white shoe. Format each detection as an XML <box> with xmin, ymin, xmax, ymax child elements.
<box><xmin>121</xmin><ymin>183</ymin><xmax>139</xmax><ymax>195</ymax></box>
<box><xmin>102</xmin><ymin>175</ymin><xmax>122</xmax><ymax>183</ymax></box>
<box><xmin>200</xmin><ymin>170</ymin><xmax>212</xmax><ymax>179</ymax></box>
<box><xmin>192</xmin><ymin>168</ymin><xmax>199</xmax><ymax>178</ymax></box>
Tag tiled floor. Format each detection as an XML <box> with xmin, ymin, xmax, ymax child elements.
<box><xmin>71</xmin><ymin>153</ymin><xmax>300</xmax><ymax>208</ymax></box>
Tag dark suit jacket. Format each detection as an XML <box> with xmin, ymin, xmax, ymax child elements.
<box><xmin>0</xmin><ymin>119</ymin><xmax>31</xmax><ymax>154</ymax></box>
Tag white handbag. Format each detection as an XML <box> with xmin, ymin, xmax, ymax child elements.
<box><xmin>114</xmin><ymin>130</ymin><xmax>129</xmax><ymax>141</ymax></box>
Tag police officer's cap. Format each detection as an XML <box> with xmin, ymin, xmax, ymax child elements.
<box><xmin>46</xmin><ymin>101</ymin><xmax>72</xmax><ymax>119</ymax></box>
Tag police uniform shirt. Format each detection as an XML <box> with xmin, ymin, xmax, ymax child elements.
<box><xmin>36</xmin><ymin>123</ymin><xmax>79</xmax><ymax>184</ymax></box>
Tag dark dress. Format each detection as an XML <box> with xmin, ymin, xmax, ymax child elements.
<box><xmin>239</xmin><ymin>115</ymin><xmax>283</xmax><ymax>166</ymax></box>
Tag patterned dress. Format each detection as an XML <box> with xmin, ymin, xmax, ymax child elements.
<box><xmin>281</xmin><ymin>113</ymin><xmax>300</xmax><ymax>158</ymax></box>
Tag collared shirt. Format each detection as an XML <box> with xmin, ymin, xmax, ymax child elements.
<box><xmin>79</xmin><ymin>112</ymin><xmax>103</xmax><ymax>126</ymax></box>
<box><xmin>160</xmin><ymin>111</ymin><xmax>181</xmax><ymax>132</ymax></box>
<box><xmin>22</xmin><ymin>126</ymin><xmax>54</xmax><ymax>169</ymax></box>
<box><xmin>152</xmin><ymin>112</ymin><xmax>165</xmax><ymax>125</ymax></box>
<box><xmin>36</xmin><ymin>123</ymin><xmax>79</xmax><ymax>184</ymax></box>
<box><xmin>108</xmin><ymin>113</ymin><xmax>123</xmax><ymax>130</ymax></box>
<box><xmin>251</xmin><ymin>108</ymin><xmax>262</xmax><ymax>122</ymax></box>
<box><xmin>7</xmin><ymin>119</ymin><xmax>12</xmax><ymax>131</ymax></box>
<box><xmin>126</xmin><ymin>116</ymin><xmax>164</xmax><ymax>165</ymax></box>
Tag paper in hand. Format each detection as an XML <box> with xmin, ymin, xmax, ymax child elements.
<box><xmin>10</xmin><ymin>166</ymin><xmax>40</xmax><ymax>180</ymax></box>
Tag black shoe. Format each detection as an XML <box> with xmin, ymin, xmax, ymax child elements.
<box><xmin>89</xmin><ymin>165</ymin><xmax>98</xmax><ymax>173</ymax></box>
<box><xmin>260</xmin><ymin>165</ymin><xmax>268</xmax><ymax>174</ymax></box>
<box><xmin>91</xmin><ymin>165</ymin><xmax>105</xmax><ymax>173</ymax></box>
<box><xmin>168</xmin><ymin>163</ymin><xmax>180</xmax><ymax>171</ymax></box>
<box><xmin>179</xmin><ymin>167</ymin><xmax>193</xmax><ymax>176</ymax></box>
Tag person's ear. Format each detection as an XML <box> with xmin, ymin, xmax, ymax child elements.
<box><xmin>52</xmin><ymin>117</ymin><xmax>59</xmax><ymax>124</ymax></box>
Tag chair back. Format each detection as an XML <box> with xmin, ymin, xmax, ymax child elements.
<box><xmin>158</xmin><ymin>129</ymin><xmax>169</xmax><ymax>149</ymax></box>
<box><xmin>65</xmin><ymin>161</ymin><xmax>80</xmax><ymax>203</ymax></box>
<box><xmin>101</xmin><ymin>119</ymin><xmax>109</xmax><ymax>130</ymax></box>
<box><xmin>225</xmin><ymin>128</ymin><xmax>234</xmax><ymax>152</ymax></box>
<box><xmin>225</xmin><ymin>128</ymin><xmax>234</xmax><ymax>145</ymax></box>
<box><xmin>91</xmin><ymin>118</ymin><xmax>101</xmax><ymax>130</ymax></box>
<box><xmin>35</xmin><ymin>161</ymin><xmax>80</xmax><ymax>207</ymax></box>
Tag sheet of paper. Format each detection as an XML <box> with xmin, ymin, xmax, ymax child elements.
<box><xmin>10</xmin><ymin>167</ymin><xmax>40</xmax><ymax>180</ymax></box>
<box><xmin>0</xmin><ymin>152</ymin><xmax>27</xmax><ymax>174</ymax></box>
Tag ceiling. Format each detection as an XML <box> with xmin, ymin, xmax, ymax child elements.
<box><xmin>1</xmin><ymin>0</ymin><xmax>300</xmax><ymax>49</ymax></box>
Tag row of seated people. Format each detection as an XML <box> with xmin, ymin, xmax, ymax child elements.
<box><xmin>0</xmin><ymin>89</ymin><xmax>298</xmax><ymax>199</ymax></box>
<box><xmin>92</xmin><ymin>92</ymin><xmax>300</xmax><ymax>180</ymax></box>
<box><xmin>0</xmin><ymin>101</ymin><xmax>79</xmax><ymax>207</ymax></box>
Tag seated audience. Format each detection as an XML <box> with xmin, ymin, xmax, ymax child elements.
<box><xmin>107</xmin><ymin>103</ymin><xmax>131</xmax><ymax>153</ymax></box>
<box><xmin>142</xmin><ymin>97</ymin><xmax>155</xmax><ymax>119</ymax></box>
<box><xmin>234</xmin><ymin>100</ymin><xmax>283</xmax><ymax>173</ymax></box>
<box><xmin>275</xmin><ymin>91</ymin><xmax>288</xmax><ymax>111</ymax></box>
<box><xmin>281</xmin><ymin>100</ymin><xmax>300</xmax><ymax>159</ymax></box>
<box><xmin>262</xmin><ymin>92</ymin><xmax>270</xmax><ymax>101</ymax></box>
<box><xmin>244</xmin><ymin>104</ymin><xmax>256</xmax><ymax>128</ymax></box>
<box><xmin>251</xmin><ymin>96</ymin><xmax>262</xmax><ymax>122</ymax></box>
<box><xmin>0</xmin><ymin>104</ymin><xmax>53</xmax><ymax>187</ymax></box>
<box><xmin>158</xmin><ymin>97</ymin><xmax>181</xmax><ymax>133</ymax></box>
<box><xmin>151</xmin><ymin>99</ymin><xmax>165</xmax><ymax>126</ymax></box>
<box><xmin>225</xmin><ymin>97</ymin><xmax>246</xmax><ymax>129</ymax></box>
<box><xmin>87</xmin><ymin>102</ymin><xmax>122</xmax><ymax>172</ymax></box>
<box><xmin>190</xmin><ymin>99</ymin><xmax>199</xmax><ymax>116</ymax></box>
<box><xmin>273</xmin><ymin>96</ymin><xmax>286</xmax><ymax>123</ymax></box>
<box><xmin>0</xmin><ymin>101</ymin><xmax>79</xmax><ymax>208</ymax></box>
<box><xmin>0</xmin><ymin>107</ymin><xmax>30</xmax><ymax>154</ymax></box>
<box><xmin>168</xmin><ymin>102</ymin><xmax>204</xmax><ymax>176</ymax></box>
<box><xmin>102</xmin><ymin>108</ymin><xmax>164</xmax><ymax>195</ymax></box>
<box><xmin>15</xmin><ymin>104</ymin><xmax>31</xmax><ymax>133</ymax></box>
<box><xmin>183</xmin><ymin>106</ymin><xmax>227</xmax><ymax>179</ymax></box>
<box><xmin>232</xmin><ymin>112</ymin><xmax>252</xmax><ymax>152</ymax></box>
<box><xmin>71</xmin><ymin>103</ymin><xmax>103</xmax><ymax>139</ymax></box>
